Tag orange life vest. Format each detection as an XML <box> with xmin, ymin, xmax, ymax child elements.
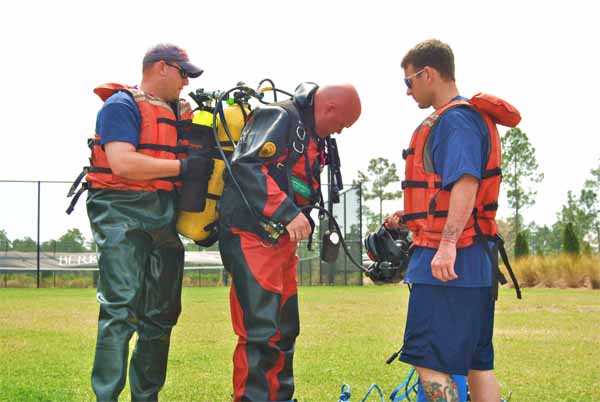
<box><xmin>402</xmin><ymin>93</ymin><xmax>521</xmax><ymax>249</ymax></box>
<box><xmin>85</xmin><ymin>83</ymin><xmax>193</xmax><ymax>192</ymax></box>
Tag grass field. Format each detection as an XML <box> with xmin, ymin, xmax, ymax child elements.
<box><xmin>1</xmin><ymin>286</ymin><xmax>599</xmax><ymax>402</ymax></box>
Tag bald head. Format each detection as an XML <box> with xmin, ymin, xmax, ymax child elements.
<box><xmin>313</xmin><ymin>84</ymin><xmax>361</xmax><ymax>138</ymax></box>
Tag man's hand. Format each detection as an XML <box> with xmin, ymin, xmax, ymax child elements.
<box><xmin>286</xmin><ymin>213</ymin><xmax>312</xmax><ymax>242</ymax></box>
<box><xmin>180</xmin><ymin>155</ymin><xmax>213</xmax><ymax>180</ymax></box>
<box><xmin>431</xmin><ymin>240</ymin><xmax>458</xmax><ymax>282</ymax></box>
<box><xmin>384</xmin><ymin>210</ymin><xmax>407</xmax><ymax>230</ymax></box>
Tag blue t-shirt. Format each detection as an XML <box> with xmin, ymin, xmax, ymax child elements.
<box><xmin>404</xmin><ymin>96</ymin><xmax>493</xmax><ymax>288</ymax></box>
<box><xmin>95</xmin><ymin>91</ymin><xmax>141</xmax><ymax>146</ymax></box>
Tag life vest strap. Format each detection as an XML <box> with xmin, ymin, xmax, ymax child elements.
<box><xmin>483</xmin><ymin>202</ymin><xmax>499</xmax><ymax>211</ymax></box>
<box><xmin>473</xmin><ymin>212</ymin><xmax>522</xmax><ymax>299</ymax></box>
<box><xmin>157</xmin><ymin>117</ymin><xmax>193</xmax><ymax>129</ymax></box>
<box><xmin>88</xmin><ymin>138</ymin><xmax>184</xmax><ymax>154</ymax></box>
<box><xmin>138</xmin><ymin>143</ymin><xmax>186</xmax><ymax>153</ymax></box>
<box><xmin>67</xmin><ymin>167</ymin><xmax>89</xmax><ymax>197</ymax></box>
<box><xmin>401</xmin><ymin>180</ymin><xmax>442</xmax><ymax>189</ymax></box>
<box><xmin>403</xmin><ymin>201</ymin><xmax>498</xmax><ymax>224</ymax></box>
<box><xmin>87</xmin><ymin>167</ymin><xmax>180</xmax><ymax>183</ymax></box>
<box><xmin>482</xmin><ymin>167</ymin><xmax>502</xmax><ymax>179</ymax></box>
<box><xmin>66</xmin><ymin>168</ymin><xmax>89</xmax><ymax>216</ymax></box>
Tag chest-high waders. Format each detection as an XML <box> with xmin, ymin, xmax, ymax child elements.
<box><xmin>88</xmin><ymin>190</ymin><xmax>185</xmax><ymax>402</ymax></box>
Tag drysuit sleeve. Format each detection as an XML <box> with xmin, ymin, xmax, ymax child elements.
<box><xmin>228</xmin><ymin>105</ymin><xmax>300</xmax><ymax>225</ymax></box>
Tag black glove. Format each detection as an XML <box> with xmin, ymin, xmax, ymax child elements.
<box><xmin>180</xmin><ymin>154</ymin><xmax>213</xmax><ymax>180</ymax></box>
<box><xmin>179</xmin><ymin>155</ymin><xmax>214</xmax><ymax>212</ymax></box>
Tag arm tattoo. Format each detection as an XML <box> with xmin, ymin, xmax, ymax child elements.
<box><xmin>441</xmin><ymin>224</ymin><xmax>460</xmax><ymax>244</ymax></box>
<box><xmin>421</xmin><ymin>376</ymin><xmax>459</xmax><ymax>402</ymax></box>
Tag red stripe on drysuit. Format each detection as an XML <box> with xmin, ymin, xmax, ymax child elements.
<box><xmin>261</xmin><ymin>164</ymin><xmax>290</xmax><ymax>218</ymax></box>
<box><xmin>230</xmin><ymin>283</ymin><xmax>249</xmax><ymax>401</ymax></box>
<box><xmin>235</xmin><ymin>228</ymin><xmax>296</xmax><ymax>293</ymax></box>
<box><xmin>266</xmin><ymin>344</ymin><xmax>285</xmax><ymax>400</ymax></box>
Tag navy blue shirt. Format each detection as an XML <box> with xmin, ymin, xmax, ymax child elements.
<box><xmin>405</xmin><ymin>96</ymin><xmax>493</xmax><ymax>288</ymax></box>
<box><xmin>95</xmin><ymin>91</ymin><xmax>141</xmax><ymax>146</ymax></box>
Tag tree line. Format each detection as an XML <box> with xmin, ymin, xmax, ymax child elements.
<box><xmin>0</xmin><ymin>228</ymin><xmax>90</xmax><ymax>252</ymax></box>
<box><xmin>0</xmin><ymin>228</ymin><xmax>208</xmax><ymax>253</ymax></box>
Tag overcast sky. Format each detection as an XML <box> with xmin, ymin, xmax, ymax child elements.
<box><xmin>1</xmin><ymin>0</ymin><xmax>599</xmax><ymax>242</ymax></box>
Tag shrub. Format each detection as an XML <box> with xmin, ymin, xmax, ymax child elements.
<box><xmin>562</xmin><ymin>223</ymin><xmax>580</xmax><ymax>256</ymax></box>
<box><xmin>514</xmin><ymin>231</ymin><xmax>530</xmax><ymax>259</ymax></box>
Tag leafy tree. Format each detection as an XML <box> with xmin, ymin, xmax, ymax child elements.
<box><xmin>41</xmin><ymin>239</ymin><xmax>58</xmax><ymax>253</ymax></box>
<box><xmin>562</xmin><ymin>222</ymin><xmax>580</xmax><ymax>256</ymax></box>
<box><xmin>583</xmin><ymin>162</ymin><xmax>600</xmax><ymax>252</ymax></box>
<box><xmin>11</xmin><ymin>236</ymin><xmax>37</xmax><ymax>252</ymax></box>
<box><xmin>514</xmin><ymin>231</ymin><xmax>530</xmax><ymax>259</ymax></box>
<box><xmin>361</xmin><ymin>204</ymin><xmax>381</xmax><ymax>234</ymax></box>
<box><xmin>556</xmin><ymin>190</ymin><xmax>596</xmax><ymax>247</ymax></box>
<box><xmin>355</xmin><ymin>157</ymin><xmax>402</xmax><ymax>224</ymax></box>
<box><xmin>0</xmin><ymin>229</ymin><xmax>10</xmax><ymax>251</ymax></box>
<box><xmin>56</xmin><ymin>228</ymin><xmax>87</xmax><ymax>252</ymax></box>
<box><xmin>525</xmin><ymin>222</ymin><xmax>562</xmax><ymax>256</ymax></box>
<box><xmin>501</xmin><ymin>128</ymin><xmax>544</xmax><ymax>239</ymax></box>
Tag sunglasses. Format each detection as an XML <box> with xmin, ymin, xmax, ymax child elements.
<box><xmin>165</xmin><ymin>62</ymin><xmax>188</xmax><ymax>79</ymax></box>
<box><xmin>404</xmin><ymin>68</ymin><xmax>425</xmax><ymax>89</ymax></box>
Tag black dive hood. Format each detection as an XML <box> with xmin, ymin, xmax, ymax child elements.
<box><xmin>293</xmin><ymin>82</ymin><xmax>319</xmax><ymax>110</ymax></box>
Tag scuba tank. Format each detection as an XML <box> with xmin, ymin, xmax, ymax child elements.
<box><xmin>176</xmin><ymin>100</ymin><xmax>250</xmax><ymax>246</ymax></box>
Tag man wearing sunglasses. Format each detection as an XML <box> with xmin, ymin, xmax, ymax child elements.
<box><xmin>79</xmin><ymin>43</ymin><xmax>210</xmax><ymax>402</ymax></box>
<box><xmin>385</xmin><ymin>39</ymin><xmax>512</xmax><ymax>402</ymax></box>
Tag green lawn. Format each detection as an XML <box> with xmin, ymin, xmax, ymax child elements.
<box><xmin>1</xmin><ymin>286</ymin><xmax>599</xmax><ymax>402</ymax></box>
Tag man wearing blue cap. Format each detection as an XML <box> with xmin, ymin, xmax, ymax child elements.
<box><xmin>81</xmin><ymin>43</ymin><xmax>210</xmax><ymax>402</ymax></box>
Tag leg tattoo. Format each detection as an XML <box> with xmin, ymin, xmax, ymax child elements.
<box><xmin>421</xmin><ymin>375</ymin><xmax>458</xmax><ymax>402</ymax></box>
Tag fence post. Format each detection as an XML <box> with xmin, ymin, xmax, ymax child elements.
<box><xmin>358</xmin><ymin>183</ymin><xmax>363</xmax><ymax>286</ymax></box>
<box><xmin>344</xmin><ymin>191</ymin><xmax>348</xmax><ymax>286</ymax></box>
<box><xmin>36</xmin><ymin>181</ymin><xmax>41</xmax><ymax>289</ymax></box>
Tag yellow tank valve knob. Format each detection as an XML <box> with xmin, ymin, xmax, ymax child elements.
<box><xmin>258</xmin><ymin>142</ymin><xmax>277</xmax><ymax>158</ymax></box>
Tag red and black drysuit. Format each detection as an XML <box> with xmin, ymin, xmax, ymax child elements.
<box><xmin>218</xmin><ymin>83</ymin><xmax>323</xmax><ymax>402</ymax></box>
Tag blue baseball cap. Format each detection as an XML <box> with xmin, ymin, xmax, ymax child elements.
<box><xmin>143</xmin><ymin>43</ymin><xmax>203</xmax><ymax>78</ymax></box>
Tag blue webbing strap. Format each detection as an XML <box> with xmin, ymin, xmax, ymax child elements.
<box><xmin>389</xmin><ymin>368</ymin><xmax>419</xmax><ymax>402</ymax></box>
<box><xmin>338</xmin><ymin>384</ymin><xmax>351</xmax><ymax>402</ymax></box>
<box><xmin>337</xmin><ymin>383</ymin><xmax>387</xmax><ymax>402</ymax></box>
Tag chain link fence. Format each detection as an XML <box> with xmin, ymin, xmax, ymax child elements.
<box><xmin>0</xmin><ymin>181</ymin><xmax>363</xmax><ymax>288</ymax></box>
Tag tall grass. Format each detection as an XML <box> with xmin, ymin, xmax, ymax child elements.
<box><xmin>3</xmin><ymin>254</ymin><xmax>600</xmax><ymax>289</ymax></box>
<box><xmin>511</xmin><ymin>253</ymin><xmax>600</xmax><ymax>289</ymax></box>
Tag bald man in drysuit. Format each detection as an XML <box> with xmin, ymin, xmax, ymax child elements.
<box><xmin>218</xmin><ymin>83</ymin><xmax>361</xmax><ymax>402</ymax></box>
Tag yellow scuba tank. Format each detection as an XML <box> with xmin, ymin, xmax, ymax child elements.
<box><xmin>176</xmin><ymin>102</ymin><xmax>250</xmax><ymax>245</ymax></box>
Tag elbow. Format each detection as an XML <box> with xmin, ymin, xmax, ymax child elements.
<box><xmin>109</xmin><ymin>161</ymin><xmax>133</xmax><ymax>178</ymax></box>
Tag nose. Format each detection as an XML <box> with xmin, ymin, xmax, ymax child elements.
<box><xmin>406</xmin><ymin>87</ymin><xmax>412</xmax><ymax>96</ymax></box>
<box><xmin>183</xmin><ymin>77</ymin><xmax>189</xmax><ymax>86</ymax></box>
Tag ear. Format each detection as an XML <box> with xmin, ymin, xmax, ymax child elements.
<box><xmin>423</xmin><ymin>66</ymin><xmax>437</xmax><ymax>84</ymax></box>
<box><xmin>158</xmin><ymin>60</ymin><xmax>168</xmax><ymax>77</ymax></box>
<box><xmin>325</xmin><ymin>101</ymin><xmax>337</xmax><ymax>115</ymax></box>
